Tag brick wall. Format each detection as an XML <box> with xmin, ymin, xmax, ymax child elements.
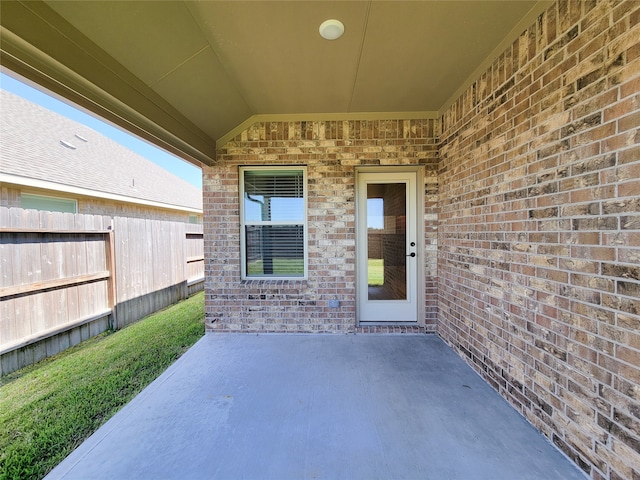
<box><xmin>204</xmin><ymin>120</ymin><xmax>439</xmax><ymax>332</ymax></box>
<box><xmin>438</xmin><ymin>1</ymin><xmax>640</xmax><ymax>478</ymax></box>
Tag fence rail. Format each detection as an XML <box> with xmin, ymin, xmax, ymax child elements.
<box><xmin>0</xmin><ymin>207</ymin><xmax>203</xmax><ymax>374</ymax></box>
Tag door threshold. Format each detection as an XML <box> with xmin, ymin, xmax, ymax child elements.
<box><xmin>356</xmin><ymin>323</ymin><xmax>425</xmax><ymax>334</ymax></box>
<box><xmin>359</xmin><ymin>322</ymin><xmax>420</xmax><ymax>326</ymax></box>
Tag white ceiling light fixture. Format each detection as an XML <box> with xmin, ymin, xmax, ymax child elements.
<box><xmin>319</xmin><ymin>19</ymin><xmax>344</xmax><ymax>40</ymax></box>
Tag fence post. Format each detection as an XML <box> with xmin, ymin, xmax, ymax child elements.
<box><xmin>105</xmin><ymin>224</ymin><xmax>118</xmax><ymax>330</ymax></box>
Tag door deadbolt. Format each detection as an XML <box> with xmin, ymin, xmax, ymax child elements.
<box><xmin>407</xmin><ymin>252</ymin><xmax>416</xmax><ymax>257</ymax></box>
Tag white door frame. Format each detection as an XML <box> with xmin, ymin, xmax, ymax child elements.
<box><xmin>355</xmin><ymin>167</ymin><xmax>423</xmax><ymax>324</ymax></box>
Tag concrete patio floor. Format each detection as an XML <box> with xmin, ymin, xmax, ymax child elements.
<box><xmin>46</xmin><ymin>334</ymin><xmax>585</xmax><ymax>480</ymax></box>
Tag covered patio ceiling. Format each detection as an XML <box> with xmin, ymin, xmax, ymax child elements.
<box><xmin>0</xmin><ymin>1</ymin><xmax>549</xmax><ymax>167</ymax></box>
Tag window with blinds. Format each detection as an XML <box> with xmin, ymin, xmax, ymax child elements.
<box><xmin>240</xmin><ymin>167</ymin><xmax>307</xmax><ymax>279</ymax></box>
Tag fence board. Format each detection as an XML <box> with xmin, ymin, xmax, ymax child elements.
<box><xmin>0</xmin><ymin>238</ymin><xmax>11</xmax><ymax>288</ymax></box>
<box><xmin>39</xmin><ymin>235</ymin><xmax>56</xmax><ymax>333</ymax></box>
<box><xmin>1</xmin><ymin>207</ymin><xmax>204</xmax><ymax>373</ymax></box>
<box><xmin>147</xmin><ymin>218</ymin><xmax>156</xmax><ymax>293</ymax></box>
<box><xmin>69</xmin><ymin>233</ymin><xmax>85</xmax><ymax>323</ymax></box>
<box><xmin>114</xmin><ymin>215</ymin><xmax>129</xmax><ymax>302</ymax></box>
<box><xmin>0</xmin><ymin>290</ymin><xmax>12</xmax><ymax>350</ymax></box>
<box><xmin>105</xmin><ymin>229</ymin><xmax>117</xmax><ymax>329</ymax></box>
<box><xmin>132</xmin><ymin>217</ymin><xmax>146</xmax><ymax>300</ymax></box>
<box><xmin>0</xmin><ymin>207</ymin><xmax>8</xmax><ymax>227</ymax></box>
<box><xmin>185</xmin><ymin>230</ymin><xmax>204</xmax><ymax>282</ymax></box>
<box><xmin>1</xmin><ymin>233</ymin><xmax>14</xmax><ymax>342</ymax></box>
<box><xmin>10</xmin><ymin>228</ymin><xmax>31</xmax><ymax>340</ymax></box>
<box><xmin>0</xmin><ymin>271</ymin><xmax>110</xmax><ymax>297</ymax></box>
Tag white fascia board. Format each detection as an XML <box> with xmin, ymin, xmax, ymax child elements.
<box><xmin>1</xmin><ymin>173</ymin><xmax>202</xmax><ymax>214</ymax></box>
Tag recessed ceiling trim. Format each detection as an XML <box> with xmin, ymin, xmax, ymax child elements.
<box><xmin>217</xmin><ymin>111</ymin><xmax>439</xmax><ymax>147</ymax></box>
<box><xmin>439</xmin><ymin>0</ymin><xmax>553</xmax><ymax>115</ymax></box>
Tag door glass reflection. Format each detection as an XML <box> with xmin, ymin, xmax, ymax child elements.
<box><xmin>367</xmin><ymin>183</ymin><xmax>407</xmax><ymax>301</ymax></box>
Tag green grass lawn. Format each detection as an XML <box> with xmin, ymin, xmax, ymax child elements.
<box><xmin>0</xmin><ymin>292</ymin><xmax>205</xmax><ymax>480</ymax></box>
<box><xmin>368</xmin><ymin>258</ymin><xmax>384</xmax><ymax>286</ymax></box>
<box><xmin>247</xmin><ymin>258</ymin><xmax>304</xmax><ymax>275</ymax></box>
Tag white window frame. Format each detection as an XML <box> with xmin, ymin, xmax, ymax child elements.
<box><xmin>239</xmin><ymin>166</ymin><xmax>308</xmax><ymax>280</ymax></box>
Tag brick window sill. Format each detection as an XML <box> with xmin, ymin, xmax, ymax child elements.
<box><xmin>240</xmin><ymin>279</ymin><xmax>308</xmax><ymax>287</ymax></box>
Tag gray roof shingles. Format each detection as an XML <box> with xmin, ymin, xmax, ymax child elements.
<box><xmin>0</xmin><ymin>90</ymin><xmax>202</xmax><ymax>211</ymax></box>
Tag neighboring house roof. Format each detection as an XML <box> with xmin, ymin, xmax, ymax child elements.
<box><xmin>0</xmin><ymin>90</ymin><xmax>202</xmax><ymax>212</ymax></box>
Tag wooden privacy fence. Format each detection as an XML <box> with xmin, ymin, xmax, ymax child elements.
<box><xmin>0</xmin><ymin>207</ymin><xmax>204</xmax><ymax>374</ymax></box>
<box><xmin>111</xmin><ymin>216</ymin><xmax>204</xmax><ymax>327</ymax></box>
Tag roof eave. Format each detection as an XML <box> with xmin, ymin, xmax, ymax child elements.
<box><xmin>1</xmin><ymin>173</ymin><xmax>203</xmax><ymax>214</ymax></box>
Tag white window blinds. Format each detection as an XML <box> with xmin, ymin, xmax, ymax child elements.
<box><xmin>241</xmin><ymin>167</ymin><xmax>306</xmax><ymax>278</ymax></box>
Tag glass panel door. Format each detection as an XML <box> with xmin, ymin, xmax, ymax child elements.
<box><xmin>357</xmin><ymin>171</ymin><xmax>418</xmax><ymax>323</ymax></box>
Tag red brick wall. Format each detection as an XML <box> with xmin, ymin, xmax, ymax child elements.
<box><xmin>204</xmin><ymin>120</ymin><xmax>439</xmax><ymax>332</ymax></box>
<box><xmin>438</xmin><ymin>1</ymin><xmax>640</xmax><ymax>478</ymax></box>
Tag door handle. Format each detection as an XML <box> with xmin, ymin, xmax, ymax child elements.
<box><xmin>407</xmin><ymin>252</ymin><xmax>416</xmax><ymax>257</ymax></box>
